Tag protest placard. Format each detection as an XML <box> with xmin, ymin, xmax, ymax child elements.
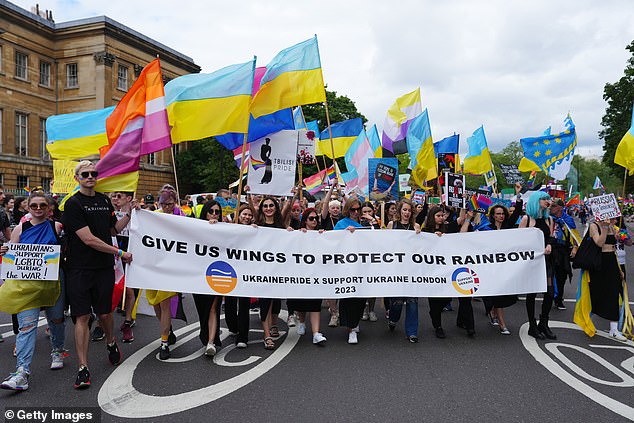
<box><xmin>586</xmin><ymin>193</ymin><xmax>621</xmax><ymax>221</ymax></box>
<box><xmin>1</xmin><ymin>244</ymin><xmax>61</xmax><ymax>280</ymax></box>
<box><xmin>444</xmin><ymin>172</ymin><xmax>465</xmax><ymax>209</ymax></box>
<box><xmin>499</xmin><ymin>164</ymin><xmax>525</xmax><ymax>185</ymax></box>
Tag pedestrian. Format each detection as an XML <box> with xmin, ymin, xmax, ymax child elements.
<box><xmin>549</xmin><ymin>198</ymin><xmax>579</xmax><ymax>310</ymax></box>
<box><xmin>359</xmin><ymin>201</ymin><xmax>380</xmax><ymax>322</ymax></box>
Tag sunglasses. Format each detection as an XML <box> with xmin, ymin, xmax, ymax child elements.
<box><xmin>208</xmin><ymin>209</ymin><xmax>221</xmax><ymax>215</ymax></box>
<box><xmin>307</xmin><ymin>216</ymin><xmax>318</xmax><ymax>221</ymax></box>
<box><xmin>79</xmin><ymin>171</ymin><xmax>99</xmax><ymax>178</ymax></box>
<box><xmin>262</xmin><ymin>203</ymin><xmax>276</xmax><ymax>209</ymax></box>
<box><xmin>350</xmin><ymin>207</ymin><xmax>361</xmax><ymax>212</ymax></box>
<box><xmin>29</xmin><ymin>203</ymin><xmax>49</xmax><ymax>209</ymax></box>
<box><xmin>162</xmin><ymin>202</ymin><xmax>175</xmax><ymax>207</ymax></box>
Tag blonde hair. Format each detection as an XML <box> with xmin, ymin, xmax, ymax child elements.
<box><xmin>74</xmin><ymin>160</ymin><xmax>95</xmax><ymax>175</ymax></box>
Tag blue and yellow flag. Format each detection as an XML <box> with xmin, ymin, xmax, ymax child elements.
<box><xmin>463</xmin><ymin>126</ymin><xmax>493</xmax><ymax>175</ymax></box>
<box><xmin>614</xmin><ymin>102</ymin><xmax>634</xmax><ymax>175</ymax></box>
<box><xmin>317</xmin><ymin>118</ymin><xmax>363</xmax><ymax>159</ymax></box>
<box><xmin>46</xmin><ymin>107</ymin><xmax>115</xmax><ymax>160</ymax></box>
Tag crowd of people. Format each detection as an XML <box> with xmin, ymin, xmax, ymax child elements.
<box><xmin>0</xmin><ymin>161</ymin><xmax>630</xmax><ymax>393</ymax></box>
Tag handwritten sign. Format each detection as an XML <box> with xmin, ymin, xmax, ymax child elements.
<box><xmin>499</xmin><ymin>164</ymin><xmax>524</xmax><ymax>185</ymax></box>
<box><xmin>1</xmin><ymin>244</ymin><xmax>61</xmax><ymax>280</ymax></box>
<box><xmin>586</xmin><ymin>193</ymin><xmax>621</xmax><ymax>221</ymax></box>
<box><xmin>52</xmin><ymin>160</ymin><xmax>79</xmax><ymax>193</ymax></box>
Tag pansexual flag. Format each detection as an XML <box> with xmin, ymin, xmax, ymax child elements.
<box><xmin>250</xmin><ymin>36</ymin><xmax>326</xmax><ymax>118</ymax></box>
<box><xmin>318</xmin><ymin>118</ymin><xmax>364</xmax><ymax>159</ymax></box>
<box><xmin>165</xmin><ymin>60</ymin><xmax>255</xmax><ymax>144</ymax></box>
<box><xmin>95</xmin><ymin>58</ymin><xmax>171</xmax><ymax>190</ymax></box>
<box><xmin>382</xmin><ymin>88</ymin><xmax>422</xmax><ymax>156</ymax></box>
<box><xmin>46</xmin><ymin>106</ymin><xmax>115</xmax><ymax>160</ymax></box>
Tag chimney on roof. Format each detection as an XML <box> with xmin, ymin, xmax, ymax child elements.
<box><xmin>30</xmin><ymin>4</ymin><xmax>55</xmax><ymax>22</ymax></box>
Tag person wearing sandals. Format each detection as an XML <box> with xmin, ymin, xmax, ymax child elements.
<box><xmin>193</xmin><ymin>200</ymin><xmax>224</xmax><ymax>358</ymax></box>
<box><xmin>386</xmin><ymin>199</ymin><xmax>421</xmax><ymax>343</ymax></box>
<box><xmin>519</xmin><ymin>191</ymin><xmax>556</xmax><ymax>340</ymax></box>
<box><xmin>334</xmin><ymin>197</ymin><xmax>366</xmax><ymax>344</ymax></box>
<box><xmin>423</xmin><ymin>206</ymin><xmax>472</xmax><ymax>339</ymax></box>
<box><xmin>486</xmin><ymin>195</ymin><xmax>524</xmax><ymax>335</ymax></box>
<box><xmin>223</xmin><ymin>204</ymin><xmax>255</xmax><ymax>349</ymax></box>
<box><xmin>0</xmin><ymin>193</ymin><xmax>65</xmax><ymax>391</ymax></box>
<box><xmin>255</xmin><ymin>196</ymin><xmax>286</xmax><ymax>350</ymax></box>
<box><xmin>287</xmin><ymin>208</ymin><xmax>327</xmax><ymax>345</ymax></box>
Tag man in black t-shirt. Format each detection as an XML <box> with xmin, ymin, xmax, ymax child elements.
<box><xmin>62</xmin><ymin>161</ymin><xmax>133</xmax><ymax>390</ymax></box>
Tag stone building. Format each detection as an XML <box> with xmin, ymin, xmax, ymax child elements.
<box><xmin>0</xmin><ymin>0</ymin><xmax>200</xmax><ymax>195</ymax></box>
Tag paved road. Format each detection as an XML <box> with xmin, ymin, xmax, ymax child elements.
<box><xmin>1</xmin><ymin>222</ymin><xmax>634</xmax><ymax>422</ymax></box>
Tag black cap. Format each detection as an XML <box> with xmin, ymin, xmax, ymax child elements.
<box><xmin>144</xmin><ymin>194</ymin><xmax>155</xmax><ymax>204</ymax></box>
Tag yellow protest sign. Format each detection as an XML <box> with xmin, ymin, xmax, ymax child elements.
<box><xmin>52</xmin><ymin>160</ymin><xmax>78</xmax><ymax>193</ymax></box>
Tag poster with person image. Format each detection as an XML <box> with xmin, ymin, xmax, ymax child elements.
<box><xmin>369</xmin><ymin>158</ymin><xmax>399</xmax><ymax>201</ymax></box>
<box><xmin>444</xmin><ymin>172</ymin><xmax>465</xmax><ymax>209</ymax></box>
<box><xmin>247</xmin><ymin>130</ymin><xmax>298</xmax><ymax>196</ymax></box>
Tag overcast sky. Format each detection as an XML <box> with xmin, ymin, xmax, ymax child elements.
<box><xmin>16</xmin><ymin>0</ymin><xmax>634</xmax><ymax>159</ymax></box>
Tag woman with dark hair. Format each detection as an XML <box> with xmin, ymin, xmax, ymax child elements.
<box><xmin>423</xmin><ymin>205</ymin><xmax>472</xmax><ymax>339</ymax></box>
<box><xmin>12</xmin><ymin>196</ymin><xmax>28</xmax><ymax>226</ymax></box>
<box><xmin>358</xmin><ymin>202</ymin><xmax>380</xmax><ymax>322</ymax></box>
<box><xmin>256</xmin><ymin>196</ymin><xmax>285</xmax><ymax>350</ymax></box>
<box><xmin>386</xmin><ymin>199</ymin><xmax>421</xmax><ymax>342</ymax></box>
<box><xmin>519</xmin><ymin>191</ymin><xmax>556</xmax><ymax>340</ymax></box>
<box><xmin>193</xmin><ymin>200</ymin><xmax>224</xmax><ymax>357</ymax></box>
<box><xmin>224</xmin><ymin>204</ymin><xmax>255</xmax><ymax>348</ymax></box>
<box><xmin>286</xmin><ymin>208</ymin><xmax>327</xmax><ymax>345</ymax></box>
<box><xmin>333</xmin><ymin>197</ymin><xmax>366</xmax><ymax>344</ymax></box>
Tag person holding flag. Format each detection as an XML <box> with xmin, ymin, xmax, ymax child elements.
<box><xmin>549</xmin><ymin>198</ymin><xmax>579</xmax><ymax>310</ymax></box>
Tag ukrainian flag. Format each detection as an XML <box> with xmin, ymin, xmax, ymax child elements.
<box><xmin>614</xmin><ymin>102</ymin><xmax>634</xmax><ymax>175</ymax></box>
<box><xmin>46</xmin><ymin>107</ymin><xmax>115</xmax><ymax>160</ymax></box>
<box><xmin>409</xmin><ymin>109</ymin><xmax>437</xmax><ymax>187</ymax></box>
<box><xmin>250</xmin><ymin>37</ymin><xmax>326</xmax><ymax>118</ymax></box>
<box><xmin>317</xmin><ymin>118</ymin><xmax>364</xmax><ymax>159</ymax></box>
<box><xmin>463</xmin><ymin>126</ymin><xmax>493</xmax><ymax>175</ymax></box>
<box><xmin>165</xmin><ymin>60</ymin><xmax>255</xmax><ymax>144</ymax></box>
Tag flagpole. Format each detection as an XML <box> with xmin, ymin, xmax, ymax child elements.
<box><xmin>620</xmin><ymin>168</ymin><xmax>627</xmax><ymax>227</ymax></box>
<box><xmin>170</xmin><ymin>146</ymin><xmax>181</xmax><ymax>201</ymax></box>
<box><xmin>234</xmin><ymin>132</ymin><xmax>249</xmax><ymax>223</ymax></box>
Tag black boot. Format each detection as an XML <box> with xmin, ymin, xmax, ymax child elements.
<box><xmin>537</xmin><ymin>315</ymin><xmax>556</xmax><ymax>340</ymax></box>
<box><xmin>528</xmin><ymin>319</ymin><xmax>545</xmax><ymax>340</ymax></box>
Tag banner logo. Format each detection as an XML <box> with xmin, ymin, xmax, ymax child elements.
<box><xmin>205</xmin><ymin>261</ymin><xmax>237</xmax><ymax>294</ymax></box>
<box><xmin>451</xmin><ymin>267</ymin><xmax>479</xmax><ymax>295</ymax></box>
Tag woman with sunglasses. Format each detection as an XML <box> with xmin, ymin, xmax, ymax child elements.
<box><xmin>192</xmin><ymin>200</ymin><xmax>224</xmax><ymax>357</ymax></box>
<box><xmin>255</xmin><ymin>196</ymin><xmax>286</xmax><ymax>350</ymax></box>
<box><xmin>223</xmin><ymin>205</ymin><xmax>255</xmax><ymax>349</ymax></box>
<box><xmin>286</xmin><ymin>208</ymin><xmax>328</xmax><ymax>345</ymax></box>
<box><xmin>519</xmin><ymin>191</ymin><xmax>556</xmax><ymax>340</ymax></box>
<box><xmin>0</xmin><ymin>193</ymin><xmax>65</xmax><ymax>391</ymax></box>
<box><xmin>386</xmin><ymin>199</ymin><xmax>421</xmax><ymax>342</ymax></box>
<box><xmin>334</xmin><ymin>197</ymin><xmax>367</xmax><ymax>344</ymax></box>
<box><xmin>358</xmin><ymin>202</ymin><xmax>380</xmax><ymax>322</ymax></box>
<box><xmin>147</xmin><ymin>189</ymin><xmax>185</xmax><ymax>360</ymax></box>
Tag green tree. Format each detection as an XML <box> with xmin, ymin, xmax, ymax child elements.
<box><xmin>600</xmin><ymin>40</ymin><xmax>634</xmax><ymax>192</ymax></box>
<box><xmin>175</xmin><ymin>138</ymin><xmax>238</xmax><ymax>194</ymax></box>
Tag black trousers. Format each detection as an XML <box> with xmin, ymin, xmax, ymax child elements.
<box><xmin>192</xmin><ymin>294</ymin><xmax>222</xmax><ymax>347</ymax></box>
<box><xmin>526</xmin><ymin>286</ymin><xmax>554</xmax><ymax>323</ymax></box>
<box><xmin>224</xmin><ymin>296</ymin><xmax>251</xmax><ymax>344</ymax></box>
<box><xmin>428</xmin><ymin>298</ymin><xmax>474</xmax><ymax>330</ymax></box>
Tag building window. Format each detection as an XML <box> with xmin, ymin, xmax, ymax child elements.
<box><xmin>66</xmin><ymin>63</ymin><xmax>78</xmax><ymax>88</ymax></box>
<box><xmin>40</xmin><ymin>118</ymin><xmax>49</xmax><ymax>160</ymax></box>
<box><xmin>17</xmin><ymin>175</ymin><xmax>28</xmax><ymax>191</ymax></box>
<box><xmin>41</xmin><ymin>177</ymin><xmax>51</xmax><ymax>191</ymax></box>
<box><xmin>117</xmin><ymin>65</ymin><xmax>128</xmax><ymax>91</ymax></box>
<box><xmin>15</xmin><ymin>112</ymin><xmax>28</xmax><ymax>156</ymax></box>
<box><xmin>15</xmin><ymin>51</ymin><xmax>28</xmax><ymax>80</ymax></box>
<box><xmin>39</xmin><ymin>61</ymin><xmax>51</xmax><ymax>86</ymax></box>
<box><xmin>147</xmin><ymin>153</ymin><xmax>155</xmax><ymax>165</ymax></box>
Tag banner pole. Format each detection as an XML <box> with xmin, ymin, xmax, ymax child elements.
<box><xmin>170</xmin><ymin>146</ymin><xmax>181</xmax><ymax>201</ymax></box>
<box><xmin>234</xmin><ymin>132</ymin><xmax>249</xmax><ymax>223</ymax></box>
<box><xmin>620</xmin><ymin>168</ymin><xmax>627</xmax><ymax>227</ymax></box>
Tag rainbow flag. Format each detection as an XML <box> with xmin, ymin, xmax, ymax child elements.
<box><xmin>251</xmin><ymin>157</ymin><xmax>266</xmax><ymax>171</ymax></box>
<box><xmin>46</xmin><ymin>106</ymin><xmax>115</xmax><ymax>160</ymax></box>
<box><xmin>96</xmin><ymin>58</ymin><xmax>172</xmax><ymax>191</ymax></box>
<box><xmin>250</xmin><ymin>37</ymin><xmax>326</xmax><ymax>118</ymax></box>
<box><xmin>467</xmin><ymin>194</ymin><xmax>479</xmax><ymax>212</ymax></box>
<box><xmin>165</xmin><ymin>60</ymin><xmax>255</xmax><ymax>144</ymax></box>
<box><xmin>303</xmin><ymin>166</ymin><xmax>335</xmax><ymax>195</ymax></box>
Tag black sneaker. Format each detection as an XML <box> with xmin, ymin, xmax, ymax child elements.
<box><xmin>159</xmin><ymin>343</ymin><xmax>170</xmax><ymax>360</ymax></box>
<box><xmin>107</xmin><ymin>340</ymin><xmax>122</xmax><ymax>366</ymax></box>
<box><xmin>435</xmin><ymin>327</ymin><xmax>446</xmax><ymax>339</ymax></box>
<box><xmin>73</xmin><ymin>366</ymin><xmax>91</xmax><ymax>390</ymax></box>
<box><xmin>556</xmin><ymin>303</ymin><xmax>566</xmax><ymax>310</ymax></box>
<box><xmin>388</xmin><ymin>321</ymin><xmax>396</xmax><ymax>332</ymax></box>
<box><xmin>408</xmin><ymin>335</ymin><xmax>419</xmax><ymax>343</ymax></box>
<box><xmin>168</xmin><ymin>328</ymin><xmax>177</xmax><ymax>345</ymax></box>
<box><xmin>91</xmin><ymin>326</ymin><xmax>105</xmax><ymax>342</ymax></box>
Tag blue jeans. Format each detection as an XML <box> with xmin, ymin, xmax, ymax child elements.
<box><xmin>388</xmin><ymin>298</ymin><xmax>418</xmax><ymax>337</ymax></box>
<box><xmin>15</xmin><ymin>277</ymin><xmax>65</xmax><ymax>373</ymax></box>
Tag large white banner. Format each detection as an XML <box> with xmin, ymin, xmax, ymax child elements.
<box><xmin>247</xmin><ymin>130</ymin><xmax>297</xmax><ymax>196</ymax></box>
<box><xmin>127</xmin><ymin>210</ymin><xmax>547</xmax><ymax>298</ymax></box>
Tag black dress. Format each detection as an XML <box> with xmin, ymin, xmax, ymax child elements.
<box><xmin>589</xmin><ymin>234</ymin><xmax>621</xmax><ymax>321</ymax></box>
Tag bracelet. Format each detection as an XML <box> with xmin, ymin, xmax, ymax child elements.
<box><xmin>117</xmin><ymin>249</ymin><xmax>124</xmax><ymax>258</ymax></box>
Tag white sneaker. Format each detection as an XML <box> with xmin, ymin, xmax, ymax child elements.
<box><xmin>313</xmin><ymin>332</ymin><xmax>327</xmax><ymax>345</ymax></box>
<box><xmin>352</xmin><ymin>326</ymin><xmax>360</xmax><ymax>333</ymax></box>
<box><xmin>287</xmin><ymin>314</ymin><xmax>296</xmax><ymax>327</ymax></box>
<box><xmin>348</xmin><ymin>331</ymin><xmax>358</xmax><ymax>344</ymax></box>
<box><xmin>361</xmin><ymin>309</ymin><xmax>369</xmax><ymax>321</ymax></box>
<box><xmin>369</xmin><ymin>312</ymin><xmax>378</xmax><ymax>322</ymax></box>
<box><xmin>1</xmin><ymin>367</ymin><xmax>29</xmax><ymax>391</ymax></box>
<box><xmin>297</xmin><ymin>323</ymin><xmax>306</xmax><ymax>336</ymax></box>
<box><xmin>236</xmin><ymin>342</ymin><xmax>247</xmax><ymax>349</ymax></box>
<box><xmin>205</xmin><ymin>343</ymin><xmax>217</xmax><ymax>356</ymax></box>
<box><xmin>611</xmin><ymin>332</ymin><xmax>628</xmax><ymax>342</ymax></box>
<box><xmin>51</xmin><ymin>350</ymin><xmax>64</xmax><ymax>370</ymax></box>
<box><xmin>328</xmin><ymin>312</ymin><xmax>339</xmax><ymax>328</ymax></box>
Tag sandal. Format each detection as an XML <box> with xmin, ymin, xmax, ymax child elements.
<box><xmin>270</xmin><ymin>326</ymin><xmax>280</xmax><ymax>338</ymax></box>
<box><xmin>263</xmin><ymin>337</ymin><xmax>275</xmax><ymax>350</ymax></box>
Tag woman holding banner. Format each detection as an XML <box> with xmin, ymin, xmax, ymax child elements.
<box><xmin>519</xmin><ymin>191</ymin><xmax>556</xmax><ymax>340</ymax></box>
<box><xmin>386</xmin><ymin>199</ymin><xmax>421</xmax><ymax>342</ymax></box>
<box><xmin>334</xmin><ymin>197</ymin><xmax>366</xmax><ymax>344</ymax></box>
<box><xmin>360</xmin><ymin>202</ymin><xmax>380</xmax><ymax>322</ymax></box>
<box><xmin>423</xmin><ymin>206</ymin><xmax>472</xmax><ymax>338</ymax></box>
<box><xmin>286</xmin><ymin>208</ymin><xmax>327</xmax><ymax>345</ymax></box>
<box><xmin>256</xmin><ymin>196</ymin><xmax>286</xmax><ymax>350</ymax></box>
<box><xmin>193</xmin><ymin>200</ymin><xmax>224</xmax><ymax>357</ymax></box>
<box><xmin>0</xmin><ymin>193</ymin><xmax>65</xmax><ymax>391</ymax></box>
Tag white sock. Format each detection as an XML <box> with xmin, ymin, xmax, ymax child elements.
<box><xmin>610</xmin><ymin>321</ymin><xmax>618</xmax><ymax>334</ymax></box>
